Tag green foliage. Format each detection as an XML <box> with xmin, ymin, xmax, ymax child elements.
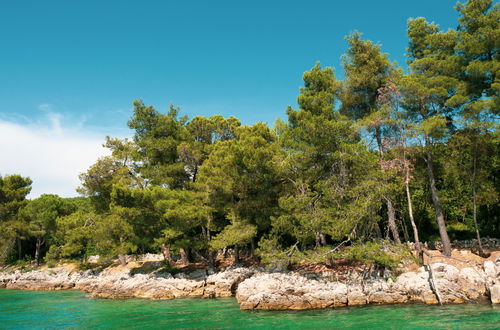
<box><xmin>456</xmin><ymin>0</ymin><xmax>500</xmax><ymax>113</ymax></box>
<box><xmin>0</xmin><ymin>174</ymin><xmax>32</xmax><ymax>264</ymax></box>
<box><xmin>77</xmin><ymin>258</ymin><xmax>114</xmax><ymax>271</ymax></box>
<box><xmin>127</xmin><ymin>100</ymin><xmax>190</xmax><ymax>188</ymax></box>
<box><xmin>197</xmin><ymin>121</ymin><xmax>281</xmax><ymax>244</ymax></box>
<box><xmin>153</xmin><ymin>187</ymin><xmax>213</xmax><ymax>253</ymax></box>
<box><xmin>93</xmin><ymin>213</ymin><xmax>137</xmax><ymax>257</ymax></box>
<box><xmin>2</xmin><ymin>1</ymin><xmax>498</xmax><ymax>268</ymax></box>
<box><xmin>271</xmin><ymin>62</ymin><xmax>384</xmax><ymax>252</ymax></box>
<box><xmin>20</xmin><ymin>195</ymin><xmax>73</xmax><ymax>241</ymax></box>
<box><xmin>209</xmin><ymin>214</ymin><xmax>257</xmax><ymax>250</ymax></box>
<box><xmin>255</xmin><ymin>236</ymin><xmax>289</xmax><ymax>267</ymax></box>
<box><xmin>340</xmin><ymin>31</ymin><xmax>400</xmax><ymax>122</ymax></box>
<box><xmin>257</xmin><ymin>239</ymin><xmax>416</xmax><ymax>271</ymax></box>
<box><xmin>0</xmin><ymin>174</ymin><xmax>32</xmax><ymax>220</ymax></box>
<box><xmin>333</xmin><ymin>241</ymin><xmax>416</xmax><ymax>269</ymax></box>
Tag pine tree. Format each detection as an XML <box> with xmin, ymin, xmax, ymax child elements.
<box><xmin>401</xmin><ymin>18</ymin><xmax>468</xmax><ymax>256</ymax></box>
<box><xmin>340</xmin><ymin>32</ymin><xmax>402</xmax><ymax>243</ymax></box>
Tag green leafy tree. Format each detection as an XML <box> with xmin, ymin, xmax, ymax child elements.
<box><xmin>273</xmin><ymin>63</ymin><xmax>383</xmax><ymax>250</ymax></box>
<box><xmin>0</xmin><ymin>174</ymin><xmax>32</xmax><ymax>263</ymax></box>
<box><xmin>46</xmin><ymin>197</ymin><xmax>97</xmax><ymax>261</ymax></box>
<box><xmin>153</xmin><ymin>187</ymin><xmax>212</xmax><ymax>264</ymax></box>
<box><xmin>78</xmin><ymin>156</ymin><xmax>132</xmax><ymax>212</ymax></box>
<box><xmin>178</xmin><ymin>115</ymin><xmax>241</xmax><ymax>183</ymax></box>
<box><xmin>445</xmin><ymin>124</ymin><xmax>499</xmax><ymax>250</ymax></box>
<box><xmin>340</xmin><ymin>32</ymin><xmax>403</xmax><ymax>243</ymax></box>
<box><xmin>456</xmin><ymin>0</ymin><xmax>499</xmax><ymax>114</ymax></box>
<box><xmin>400</xmin><ymin>17</ymin><xmax>468</xmax><ymax>256</ymax></box>
<box><xmin>93</xmin><ymin>213</ymin><xmax>137</xmax><ymax>265</ymax></box>
<box><xmin>209</xmin><ymin>213</ymin><xmax>257</xmax><ymax>262</ymax></box>
<box><xmin>78</xmin><ymin>136</ymin><xmax>142</xmax><ymax>212</ymax></box>
<box><xmin>20</xmin><ymin>194</ymin><xmax>73</xmax><ymax>266</ymax></box>
<box><xmin>453</xmin><ymin>0</ymin><xmax>499</xmax><ymax>251</ymax></box>
<box><xmin>127</xmin><ymin>100</ymin><xmax>190</xmax><ymax>188</ymax></box>
<box><xmin>198</xmin><ymin>122</ymin><xmax>281</xmax><ymax>254</ymax></box>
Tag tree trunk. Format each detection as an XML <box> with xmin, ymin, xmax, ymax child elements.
<box><xmin>386</xmin><ymin>198</ymin><xmax>401</xmax><ymax>244</ymax></box>
<box><xmin>406</xmin><ymin>179</ymin><xmax>421</xmax><ymax>249</ymax></box>
<box><xmin>208</xmin><ymin>250</ymin><xmax>215</xmax><ymax>267</ymax></box>
<box><xmin>375</xmin><ymin>126</ymin><xmax>401</xmax><ymax>244</ymax></box>
<box><xmin>234</xmin><ymin>245</ymin><xmax>239</xmax><ymax>264</ymax></box>
<box><xmin>222</xmin><ymin>247</ymin><xmax>227</xmax><ymax>258</ymax></box>
<box><xmin>471</xmin><ymin>145</ymin><xmax>484</xmax><ymax>255</ymax></box>
<box><xmin>206</xmin><ymin>225</ymin><xmax>211</xmax><ymax>241</ymax></box>
<box><xmin>372</xmin><ymin>223</ymin><xmax>382</xmax><ymax>239</ymax></box>
<box><xmin>320</xmin><ymin>232</ymin><xmax>326</xmax><ymax>245</ymax></box>
<box><xmin>192</xmin><ymin>164</ymin><xmax>198</xmax><ymax>183</ymax></box>
<box><xmin>35</xmin><ymin>238</ymin><xmax>42</xmax><ymax>267</ymax></box>
<box><xmin>179</xmin><ymin>248</ymin><xmax>190</xmax><ymax>265</ymax></box>
<box><xmin>424</xmin><ymin>135</ymin><xmax>451</xmax><ymax>256</ymax></box>
<box><xmin>17</xmin><ymin>237</ymin><xmax>22</xmax><ymax>260</ymax></box>
<box><xmin>118</xmin><ymin>254</ymin><xmax>127</xmax><ymax>266</ymax></box>
<box><xmin>161</xmin><ymin>243</ymin><xmax>174</xmax><ymax>265</ymax></box>
<box><xmin>250</xmin><ymin>238</ymin><xmax>255</xmax><ymax>258</ymax></box>
<box><xmin>423</xmin><ymin>249</ymin><xmax>443</xmax><ymax>305</ymax></box>
<box><xmin>404</xmin><ymin>154</ymin><xmax>422</xmax><ymax>258</ymax></box>
<box><xmin>400</xmin><ymin>214</ymin><xmax>410</xmax><ymax>242</ymax></box>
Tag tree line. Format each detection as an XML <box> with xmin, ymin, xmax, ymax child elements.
<box><xmin>0</xmin><ymin>0</ymin><xmax>498</xmax><ymax>267</ymax></box>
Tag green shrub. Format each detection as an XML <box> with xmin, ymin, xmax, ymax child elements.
<box><xmin>77</xmin><ymin>258</ymin><xmax>113</xmax><ymax>271</ymax></box>
<box><xmin>332</xmin><ymin>241</ymin><xmax>416</xmax><ymax>269</ymax></box>
<box><xmin>46</xmin><ymin>260</ymin><xmax>58</xmax><ymax>268</ymax></box>
<box><xmin>257</xmin><ymin>239</ymin><xmax>416</xmax><ymax>271</ymax></box>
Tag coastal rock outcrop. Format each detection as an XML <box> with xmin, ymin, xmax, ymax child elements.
<box><xmin>236</xmin><ymin>273</ymin><xmax>410</xmax><ymax>310</ymax></box>
<box><xmin>0</xmin><ymin>265</ymin><xmax>258</xmax><ymax>300</ymax></box>
<box><xmin>236</xmin><ymin>273</ymin><xmax>347</xmax><ymax>310</ymax></box>
<box><xmin>73</xmin><ymin>266</ymin><xmax>206</xmax><ymax>299</ymax></box>
<box><xmin>236</xmin><ymin>261</ymin><xmax>495</xmax><ymax>310</ymax></box>
<box><xmin>1</xmin><ymin>250</ymin><xmax>499</xmax><ymax>309</ymax></box>
<box><xmin>2</xmin><ymin>268</ymin><xmax>80</xmax><ymax>291</ymax></box>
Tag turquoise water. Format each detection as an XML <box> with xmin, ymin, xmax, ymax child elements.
<box><xmin>0</xmin><ymin>289</ymin><xmax>499</xmax><ymax>329</ymax></box>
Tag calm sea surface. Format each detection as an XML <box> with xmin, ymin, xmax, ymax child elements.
<box><xmin>0</xmin><ymin>289</ymin><xmax>499</xmax><ymax>329</ymax></box>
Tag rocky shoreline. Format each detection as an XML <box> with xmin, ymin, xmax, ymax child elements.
<box><xmin>1</xmin><ymin>250</ymin><xmax>499</xmax><ymax>310</ymax></box>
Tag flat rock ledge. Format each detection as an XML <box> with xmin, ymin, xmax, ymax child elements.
<box><xmin>237</xmin><ymin>260</ymin><xmax>500</xmax><ymax>310</ymax></box>
<box><xmin>0</xmin><ymin>266</ymin><xmax>257</xmax><ymax>300</ymax></box>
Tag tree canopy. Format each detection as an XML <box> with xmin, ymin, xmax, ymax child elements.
<box><xmin>1</xmin><ymin>0</ymin><xmax>498</xmax><ymax>267</ymax></box>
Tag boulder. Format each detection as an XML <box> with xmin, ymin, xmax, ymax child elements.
<box><xmin>484</xmin><ymin>261</ymin><xmax>497</xmax><ymax>279</ymax></box>
<box><xmin>204</xmin><ymin>267</ymin><xmax>257</xmax><ymax>298</ymax></box>
<box><xmin>238</xmin><ymin>273</ymin><xmax>358</xmax><ymax>310</ymax></box>
<box><xmin>490</xmin><ymin>284</ymin><xmax>500</xmax><ymax>304</ymax></box>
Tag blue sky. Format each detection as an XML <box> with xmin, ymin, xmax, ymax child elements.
<box><xmin>0</xmin><ymin>0</ymin><xmax>460</xmax><ymax>197</ymax></box>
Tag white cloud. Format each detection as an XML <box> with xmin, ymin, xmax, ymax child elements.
<box><xmin>0</xmin><ymin>112</ymin><xmax>111</xmax><ymax>199</ymax></box>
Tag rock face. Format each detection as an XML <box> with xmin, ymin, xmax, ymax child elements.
<box><xmin>236</xmin><ymin>261</ymin><xmax>499</xmax><ymax>310</ymax></box>
<box><xmin>236</xmin><ymin>273</ymin><xmax>349</xmax><ymax>310</ymax></box>
<box><xmin>1</xmin><ymin>269</ymin><xmax>81</xmax><ymax>291</ymax></box>
<box><xmin>0</xmin><ymin>266</ymin><xmax>257</xmax><ymax>300</ymax></box>
<box><xmin>77</xmin><ymin>269</ymin><xmax>206</xmax><ymax>299</ymax></box>
<box><xmin>485</xmin><ymin>257</ymin><xmax>500</xmax><ymax>304</ymax></box>
<box><xmin>1</xmin><ymin>251</ymin><xmax>499</xmax><ymax>310</ymax></box>
<box><xmin>490</xmin><ymin>284</ymin><xmax>500</xmax><ymax>304</ymax></box>
<box><xmin>203</xmin><ymin>267</ymin><xmax>258</xmax><ymax>298</ymax></box>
